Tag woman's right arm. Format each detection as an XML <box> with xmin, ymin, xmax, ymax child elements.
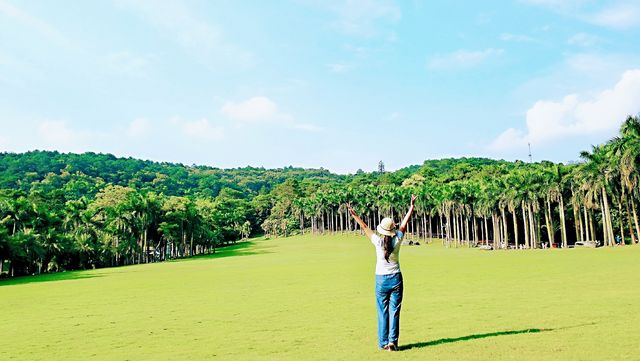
<box><xmin>347</xmin><ymin>203</ymin><xmax>374</xmax><ymax>239</ymax></box>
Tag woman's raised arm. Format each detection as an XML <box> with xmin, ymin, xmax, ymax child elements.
<box><xmin>347</xmin><ymin>203</ymin><xmax>374</xmax><ymax>239</ymax></box>
<box><xmin>399</xmin><ymin>195</ymin><xmax>417</xmax><ymax>233</ymax></box>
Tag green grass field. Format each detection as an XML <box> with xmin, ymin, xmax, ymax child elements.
<box><xmin>1</xmin><ymin>234</ymin><xmax>639</xmax><ymax>360</ymax></box>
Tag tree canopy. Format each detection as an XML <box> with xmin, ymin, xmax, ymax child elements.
<box><xmin>2</xmin><ymin>116</ymin><xmax>640</xmax><ymax>278</ymax></box>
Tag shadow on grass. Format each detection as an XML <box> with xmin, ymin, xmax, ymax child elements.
<box><xmin>0</xmin><ymin>270</ymin><xmax>103</xmax><ymax>287</ymax></box>
<box><xmin>1</xmin><ymin>241</ymin><xmax>270</xmax><ymax>286</ymax></box>
<box><xmin>172</xmin><ymin>240</ymin><xmax>272</xmax><ymax>262</ymax></box>
<box><xmin>399</xmin><ymin>323</ymin><xmax>596</xmax><ymax>351</ymax></box>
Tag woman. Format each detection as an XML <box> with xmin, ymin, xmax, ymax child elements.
<box><xmin>347</xmin><ymin>194</ymin><xmax>416</xmax><ymax>351</ymax></box>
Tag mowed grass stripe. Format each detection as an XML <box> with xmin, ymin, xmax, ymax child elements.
<box><xmin>1</xmin><ymin>235</ymin><xmax>639</xmax><ymax>360</ymax></box>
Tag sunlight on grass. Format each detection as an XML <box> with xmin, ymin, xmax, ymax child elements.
<box><xmin>1</xmin><ymin>235</ymin><xmax>639</xmax><ymax>360</ymax></box>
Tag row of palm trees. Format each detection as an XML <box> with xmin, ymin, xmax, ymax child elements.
<box><xmin>265</xmin><ymin>116</ymin><xmax>640</xmax><ymax>249</ymax></box>
<box><xmin>3</xmin><ymin>116</ymin><xmax>639</xmax><ymax>277</ymax></box>
<box><xmin>0</xmin><ymin>185</ymin><xmax>252</xmax><ymax>276</ymax></box>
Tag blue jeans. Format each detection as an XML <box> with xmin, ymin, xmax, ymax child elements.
<box><xmin>375</xmin><ymin>272</ymin><xmax>403</xmax><ymax>348</ymax></box>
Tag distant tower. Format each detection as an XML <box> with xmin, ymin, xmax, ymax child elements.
<box><xmin>378</xmin><ymin>160</ymin><xmax>385</xmax><ymax>173</ymax></box>
<box><xmin>528</xmin><ymin>143</ymin><xmax>533</xmax><ymax>163</ymax></box>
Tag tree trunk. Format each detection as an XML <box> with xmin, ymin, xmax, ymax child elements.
<box><xmin>528</xmin><ymin>203</ymin><xmax>536</xmax><ymax>248</ymax></box>
<box><xmin>473</xmin><ymin>216</ymin><xmax>478</xmax><ymax>246</ymax></box>
<box><xmin>512</xmin><ymin>209</ymin><xmax>519</xmax><ymax>249</ymax></box>
<box><xmin>492</xmin><ymin>213</ymin><xmax>498</xmax><ymax>249</ymax></box>
<box><xmin>589</xmin><ymin>209</ymin><xmax>596</xmax><ymax>244</ymax></box>
<box><xmin>602</xmin><ymin>187</ymin><xmax>614</xmax><ymax>247</ymax></box>
<box><xmin>625</xmin><ymin>196</ymin><xmax>636</xmax><ymax>244</ymax></box>
<box><xmin>545</xmin><ymin>199</ymin><xmax>554</xmax><ymax>247</ymax></box>
<box><xmin>583</xmin><ymin>207</ymin><xmax>590</xmax><ymax>243</ymax></box>
<box><xmin>559</xmin><ymin>195</ymin><xmax>567</xmax><ymax>248</ymax></box>
<box><xmin>574</xmin><ymin>204</ymin><xmax>582</xmax><ymax>243</ymax></box>
<box><xmin>632</xmin><ymin>196</ymin><xmax>640</xmax><ymax>244</ymax></box>
<box><xmin>500</xmin><ymin>208</ymin><xmax>508</xmax><ymax>248</ymax></box>
<box><xmin>618</xmin><ymin>193</ymin><xmax>625</xmax><ymax>245</ymax></box>
<box><xmin>453</xmin><ymin>212</ymin><xmax>458</xmax><ymax>247</ymax></box>
<box><xmin>483</xmin><ymin>216</ymin><xmax>488</xmax><ymax>246</ymax></box>
<box><xmin>522</xmin><ymin>201</ymin><xmax>529</xmax><ymax>249</ymax></box>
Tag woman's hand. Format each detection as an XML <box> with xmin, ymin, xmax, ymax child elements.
<box><xmin>346</xmin><ymin>202</ymin><xmax>357</xmax><ymax>216</ymax></box>
<box><xmin>410</xmin><ymin>194</ymin><xmax>417</xmax><ymax>207</ymax></box>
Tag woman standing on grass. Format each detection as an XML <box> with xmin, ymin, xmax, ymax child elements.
<box><xmin>347</xmin><ymin>194</ymin><xmax>416</xmax><ymax>352</ymax></box>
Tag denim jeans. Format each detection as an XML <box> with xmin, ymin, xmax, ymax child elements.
<box><xmin>375</xmin><ymin>272</ymin><xmax>403</xmax><ymax>348</ymax></box>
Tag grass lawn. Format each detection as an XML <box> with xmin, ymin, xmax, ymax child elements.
<box><xmin>1</xmin><ymin>234</ymin><xmax>639</xmax><ymax>360</ymax></box>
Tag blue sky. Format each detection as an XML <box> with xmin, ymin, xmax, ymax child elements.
<box><xmin>1</xmin><ymin>0</ymin><xmax>640</xmax><ymax>173</ymax></box>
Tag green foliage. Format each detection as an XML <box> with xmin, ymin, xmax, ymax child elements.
<box><xmin>2</xmin><ymin>116</ymin><xmax>640</xmax><ymax>277</ymax></box>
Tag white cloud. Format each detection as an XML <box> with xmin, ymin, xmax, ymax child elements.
<box><xmin>114</xmin><ymin>0</ymin><xmax>252</xmax><ymax>67</ymax></box>
<box><xmin>221</xmin><ymin>96</ymin><xmax>321</xmax><ymax>132</ymax></box>
<box><xmin>221</xmin><ymin>96</ymin><xmax>286</xmax><ymax>123</ymax></box>
<box><xmin>181</xmin><ymin>118</ymin><xmax>224</xmax><ymax>141</ymax></box>
<box><xmin>34</xmin><ymin>120</ymin><xmax>105</xmax><ymax>152</ymax></box>
<box><xmin>0</xmin><ymin>0</ymin><xmax>70</xmax><ymax>47</ymax></box>
<box><xmin>522</xmin><ymin>0</ymin><xmax>640</xmax><ymax>29</ymax></box>
<box><xmin>565</xmin><ymin>53</ymin><xmax>616</xmax><ymax>73</ymax></box>
<box><xmin>327</xmin><ymin>63</ymin><xmax>353</xmax><ymax>73</ymax></box>
<box><xmin>490</xmin><ymin>69</ymin><xmax>640</xmax><ymax>151</ymax></box>
<box><xmin>304</xmin><ymin>0</ymin><xmax>400</xmax><ymax>36</ymax></box>
<box><xmin>567</xmin><ymin>33</ymin><xmax>600</xmax><ymax>47</ymax></box>
<box><xmin>293</xmin><ymin>123</ymin><xmax>323</xmax><ymax>132</ymax></box>
<box><xmin>106</xmin><ymin>52</ymin><xmax>151</xmax><ymax>76</ymax></box>
<box><xmin>428</xmin><ymin>48</ymin><xmax>503</xmax><ymax>71</ymax></box>
<box><xmin>500</xmin><ymin>33</ymin><xmax>536</xmax><ymax>43</ymax></box>
<box><xmin>590</xmin><ymin>3</ymin><xmax>640</xmax><ymax>29</ymax></box>
<box><xmin>126</xmin><ymin>118</ymin><xmax>151</xmax><ymax>138</ymax></box>
<box><xmin>489</xmin><ymin>128</ymin><xmax>528</xmax><ymax>151</ymax></box>
<box><xmin>0</xmin><ymin>134</ymin><xmax>9</xmax><ymax>149</ymax></box>
<box><xmin>389</xmin><ymin>112</ymin><xmax>401</xmax><ymax>120</ymax></box>
<box><xmin>38</xmin><ymin>120</ymin><xmax>81</xmax><ymax>145</ymax></box>
<box><xmin>520</xmin><ymin>0</ymin><xmax>587</xmax><ymax>10</ymax></box>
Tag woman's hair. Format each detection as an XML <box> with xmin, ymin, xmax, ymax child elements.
<box><xmin>383</xmin><ymin>235</ymin><xmax>394</xmax><ymax>262</ymax></box>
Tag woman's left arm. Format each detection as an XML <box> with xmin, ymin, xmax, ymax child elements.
<box><xmin>399</xmin><ymin>194</ymin><xmax>417</xmax><ymax>233</ymax></box>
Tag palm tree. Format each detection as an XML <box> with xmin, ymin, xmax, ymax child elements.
<box><xmin>579</xmin><ymin>145</ymin><xmax>616</xmax><ymax>246</ymax></box>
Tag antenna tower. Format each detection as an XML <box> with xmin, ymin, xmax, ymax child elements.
<box><xmin>528</xmin><ymin>143</ymin><xmax>533</xmax><ymax>163</ymax></box>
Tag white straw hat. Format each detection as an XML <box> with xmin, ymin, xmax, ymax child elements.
<box><xmin>377</xmin><ymin>217</ymin><xmax>396</xmax><ymax>237</ymax></box>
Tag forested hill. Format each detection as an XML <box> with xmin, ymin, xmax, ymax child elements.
<box><xmin>1</xmin><ymin>150</ymin><xmax>518</xmax><ymax>277</ymax></box>
<box><xmin>21</xmin><ymin>139</ymin><xmax>640</xmax><ymax>279</ymax></box>
<box><xmin>0</xmin><ymin>150</ymin><xmax>345</xmax><ymax>197</ymax></box>
<box><xmin>0</xmin><ymin>150</ymin><xmax>504</xmax><ymax>195</ymax></box>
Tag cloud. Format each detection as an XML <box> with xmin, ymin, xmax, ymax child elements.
<box><xmin>221</xmin><ymin>97</ymin><xmax>286</xmax><ymax>122</ymax></box>
<box><xmin>106</xmin><ymin>51</ymin><xmax>152</xmax><ymax>76</ymax></box>
<box><xmin>428</xmin><ymin>48</ymin><xmax>503</xmax><ymax>71</ymax></box>
<box><xmin>567</xmin><ymin>33</ymin><xmax>600</xmax><ymax>47</ymax></box>
<box><xmin>0</xmin><ymin>0</ymin><xmax>70</xmax><ymax>47</ymax></box>
<box><xmin>181</xmin><ymin>118</ymin><xmax>224</xmax><ymax>141</ymax></box>
<box><xmin>327</xmin><ymin>63</ymin><xmax>353</xmax><ymax>73</ymax></box>
<box><xmin>590</xmin><ymin>3</ymin><xmax>640</xmax><ymax>29</ymax></box>
<box><xmin>35</xmin><ymin>120</ymin><xmax>105</xmax><ymax>152</ymax></box>
<box><xmin>114</xmin><ymin>0</ymin><xmax>252</xmax><ymax>67</ymax></box>
<box><xmin>126</xmin><ymin>118</ymin><xmax>151</xmax><ymax>138</ymax></box>
<box><xmin>221</xmin><ymin>96</ymin><xmax>322</xmax><ymax>132</ymax></box>
<box><xmin>0</xmin><ymin>134</ymin><xmax>9</xmax><ymax>149</ymax></box>
<box><xmin>521</xmin><ymin>0</ymin><xmax>640</xmax><ymax>29</ymax></box>
<box><xmin>490</xmin><ymin>69</ymin><xmax>640</xmax><ymax>150</ymax></box>
<box><xmin>520</xmin><ymin>0</ymin><xmax>587</xmax><ymax>10</ymax></box>
<box><xmin>500</xmin><ymin>33</ymin><xmax>536</xmax><ymax>43</ymax></box>
<box><xmin>303</xmin><ymin>0</ymin><xmax>401</xmax><ymax>36</ymax></box>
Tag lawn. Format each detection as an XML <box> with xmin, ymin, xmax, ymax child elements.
<box><xmin>1</xmin><ymin>234</ymin><xmax>639</xmax><ymax>360</ymax></box>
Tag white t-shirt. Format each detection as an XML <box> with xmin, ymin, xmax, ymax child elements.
<box><xmin>370</xmin><ymin>230</ymin><xmax>404</xmax><ymax>275</ymax></box>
